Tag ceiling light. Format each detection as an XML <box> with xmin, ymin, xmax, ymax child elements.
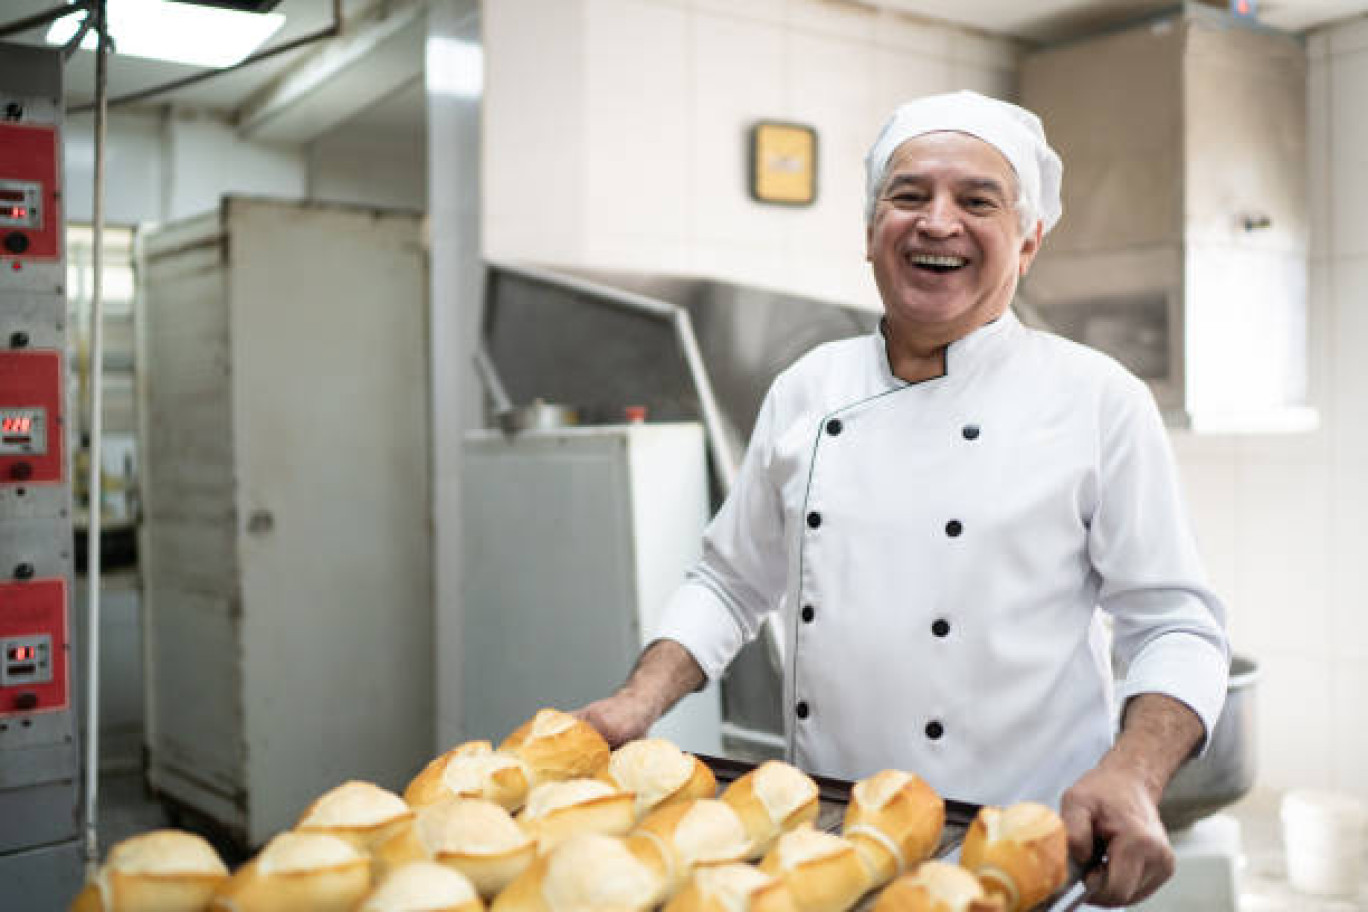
<box><xmin>46</xmin><ymin>0</ymin><xmax>286</xmax><ymax>69</ymax></box>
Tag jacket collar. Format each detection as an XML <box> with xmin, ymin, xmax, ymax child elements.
<box><xmin>875</xmin><ymin>307</ymin><xmax>1021</xmax><ymax>388</ymax></box>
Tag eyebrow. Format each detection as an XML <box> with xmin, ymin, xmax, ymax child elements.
<box><xmin>882</xmin><ymin>174</ymin><xmax>1010</xmax><ymax>198</ymax></box>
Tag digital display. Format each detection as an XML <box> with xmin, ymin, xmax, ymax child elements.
<box><xmin>0</xmin><ymin>190</ymin><xmax>23</xmax><ymax>203</ymax></box>
<box><xmin>8</xmin><ymin>645</ymin><xmax>34</xmax><ymax>662</ymax></box>
<box><xmin>0</xmin><ymin>181</ymin><xmax>39</xmax><ymax>228</ymax></box>
<box><xmin>0</xmin><ymin>408</ymin><xmax>44</xmax><ymax>454</ymax></box>
<box><xmin>0</xmin><ymin>205</ymin><xmax>28</xmax><ymax>220</ymax></box>
<box><xmin>2</xmin><ymin>415</ymin><xmax>32</xmax><ymax>435</ymax></box>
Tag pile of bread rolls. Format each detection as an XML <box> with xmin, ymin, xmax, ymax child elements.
<box><xmin>72</xmin><ymin>707</ymin><xmax>1068</xmax><ymax>912</ymax></box>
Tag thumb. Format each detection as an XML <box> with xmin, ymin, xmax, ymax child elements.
<box><xmin>1060</xmin><ymin>797</ymin><xmax>1097</xmax><ymax>867</ymax></box>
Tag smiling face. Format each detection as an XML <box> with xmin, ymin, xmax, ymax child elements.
<box><xmin>866</xmin><ymin>131</ymin><xmax>1042</xmax><ymax>348</ymax></box>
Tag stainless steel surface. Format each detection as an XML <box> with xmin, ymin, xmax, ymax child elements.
<box><xmin>139</xmin><ymin>197</ymin><xmax>434</xmax><ymax>848</ymax></box>
<box><xmin>1159</xmin><ymin>654</ymin><xmax>1260</xmax><ymax>832</ymax></box>
<box><xmin>1021</xmin><ymin>7</ymin><xmax>1310</xmax><ymax>430</ymax></box>
<box><xmin>481</xmin><ymin>263</ymin><xmax>878</xmax><ymax>754</ymax></box>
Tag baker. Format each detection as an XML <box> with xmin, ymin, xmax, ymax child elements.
<box><xmin>578</xmin><ymin>91</ymin><xmax>1229</xmax><ymax>908</ymax></box>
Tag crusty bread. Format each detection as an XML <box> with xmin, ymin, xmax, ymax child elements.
<box><xmin>842</xmin><ymin>770</ymin><xmax>944</xmax><ymax>889</ymax></box>
<box><xmin>599</xmin><ymin>739</ymin><xmax>716</xmax><ymax>819</ymax></box>
<box><xmin>489</xmin><ymin>833</ymin><xmax>664</xmax><ymax>912</ymax></box>
<box><xmin>662</xmin><ymin>863</ymin><xmax>799</xmax><ymax>912</ymax></box>
<box><xmin>209</xmin><ymin>832</ymin><xmax>370</xmax><ymax>912</ymax></box>
<box><xmin>70</xmin><ymin>829</ymin><xmax>229</xmax><ymax>912</ymax></box>
<box><xmin>295</xmin><ymin>780</ymin><xmax>414</xmax><ymax>854</ymax></box>
<box><xmin>871</xmin><ymin>862</ymin><xmax>1005</xmax><ymax>912</ymax></box>
<box><xmin>958</xmin><ymin>803</ymin><xmax>1067</xmax><ymax>912</ymax></box>
<box><xmin>405</xmin><ymin>741</ymin><xmax>534</xmax><ymax>812</ymax></box>
<box><xmin>721</xmin><ymin>761</ymin><xmax>820</xmax><ymax>859</ymax></box>
<box><xmin>757</xmin><ymin>825</ymin><xmax>869</xmax><ymax>912</ymax></box>
<box><xmin>374</xmin><ymin>798</ymin><xmax>536</xmax><ymax>898</ymax></box>
<box><xmin>498</xmin><ymin>710</ymin><xmax>611</xmax><ymax>786</ymax></box>
<box><xmin>628</xmin><ymin>799</ymin><xmax>753</xmax><ymax>895</ymax></box>
<box><xmin>517</xmin><ymin>778</ymin><xmax>636</xmax><ymax>853</ymax></box>
<box><xmin>356</xmin><ymin>861</ymin><xmax>485</xmax><ymax>912</ymax></box>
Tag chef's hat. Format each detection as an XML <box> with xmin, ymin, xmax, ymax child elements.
<box><xmin>864</xmin><ymin>90</ymin><xmax>1063</xmax><ymax>236</ymax></box>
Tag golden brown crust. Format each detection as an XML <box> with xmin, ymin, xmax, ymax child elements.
<box><xmin>374</xmin><ymin>799</ymin><xmax>536</xmax><ymax>898</ymax></box>
<box><xmin>721</xmin><ymin>762</ymin><xmax>820</xmax><ymax>860</ymax></box>
<box><xmin>489</xmin><ymin>833</ymin><xmax>663</xmax><ymax>912</ymax></box>
<box><xmin>518</xmin><ymin>781</ymin><xmax>636</xmax><ymax>853</ymax></box>
<box><xmin>758</xmin><ymin>827</ymin><xmax>870</xmax><ymax>912</ymax></box>
<box><xmin>870</xmin><ymin>862</ymin><xmax>1006</xmax><ymax>912</ymax></box>
<box><xmin>356</xmin><ymin>861</ymin><xmax>486</xmax><ymax>912</ymax></box>
<box><xmin>662</xmin><ymin>864</ymin><xmax>800</xmax><ymax>912</ymax></box>
<box><xmin>842</xmin><ymin>770</ymin><xmax>945</xmax><ymax>889</ymax></box>
<box><xmin>405</xmin><ymin>741</ymin><xmax>532</xmax><ymax>812</ymax></box>
<box><xmin>81</xmin><ymin>829</ymin><xmax>230</xmax><ymax>912</ymax></box>
<box><xmin>599</xmin><ymin>740</ymin><xmax>717</xmax><ymax>820</ymax></box>
<box><xmin>208</xmin><ymin>857</ymin><xmax>370</xmax><ymax>912</ymax></box>
<box><xmin>629</xmin><ymin>799</ymin><xmax>753</xmax><ymax>895</ymax></box>
<box><xmin>499</xmin><ymin>710</ymin><xmax>611</xmax><ymax>785</ymax></box>
<box><xmin>67</xmin><ymin>885</ymin><xmax>102</xmax><ymax>912</ymax></box>
<box><xmin>958</xmin><ymin>804</ymin><xmax>1067</xmax><ymax>912</ymax></box>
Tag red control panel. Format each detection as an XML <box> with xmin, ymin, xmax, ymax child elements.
<box><xmin>0</xmin><ymin>350</ymin><xmax>64</xmax><ymax>485</ymax></box>
<box><xmin>0</xmin><ymin>579</ymin><xmax>68</xmax><ymax>716</ymax></box>
<box><xmin>0</xmin><ymin>122</ymin><xmax>61</xmax><ymax>261</ymax></box>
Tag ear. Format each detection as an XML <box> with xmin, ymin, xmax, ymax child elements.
<box><xmin>1018</xmin><ymin>221</ymin><xmax>1044</xmax><ymax>276</ymax></box>
<box><xmin>865</xmin><ymin>218</ymin><xmax>874</xmax><ymax>263</ymax></box>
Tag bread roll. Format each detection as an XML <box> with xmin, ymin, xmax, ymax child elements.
<box><xmin>958</xmin><ymin>803</ymin><xmax>1067</xmax><ymax>912</ymax></box>
<box><xmin>209</xmin><ymin>832</ymin><xmax>370</xmax><ymax>912</ymax></box>
<box><xmin>757</xmin><ymin>826</ymin><xmax>869</xmax><ymax>912</ymax></box>
<box><xmin>69</xmin><ymin>829</ymin><xmax>229</xmax><ymax>912</ymax></box>
<box><xmin>499</xmin><ymin>710</ymin><xmax>610</xmax><ymax>785</ymax></box>
<box><xmin>721</xmin><ymin>761</ymin><xmax>820</xmax><ymax>859</ymax></box>
<box><xmin>374</xmin><ymin>798</ymin><xmax>536</xmax><ymax>898</ymax></box>
<box><xmin>871</xmin><ymin>862</ymin><xmax>1005</xmax><ymax>912</ymax></box>
<box><xmin>405</xmin><ymin>741</ymin><xmax>533</xmax><ymax>812</ymax></box>
<box><xmin>662</xmin><ymin>863</ymin><xmax>799</xmax><ymax>912</ymax></box>
<box><xmin>600</xmin><ymin>739</ymin><xmax>716</xmax><ymax>819</ymax></box>
<box><xmin>489</xmin><ymin>833</ymin><xmax>664</xmax><ymax>912</ymax></box>
<box><xmin>517</xmin><ymin>778</ymin><xmax>636</xmax><ymax>853</ymax></box>
<box><xmin>357</xmin><ymin>861</ymin><xmax>485</xmax><ymax>912</ymax></box>
<box><xmin>295</xmin><ymin>780</ymin><xmax>414</xmax><ymax>853</ymax></box>
<box><xmin>842</xmin><ymin>770</ymin><xmax>944</xmax><ymax>889</ymax></box>
<box><xmin>628</xmin><ymin>799</ymin><xmax>753</xmax><ymax>895</ymax></box>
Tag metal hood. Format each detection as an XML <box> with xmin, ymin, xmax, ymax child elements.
<box><xmin>1020</xmin><ymin>6</ymin><xmax>1315</xmax><ymax>432</ymax></box>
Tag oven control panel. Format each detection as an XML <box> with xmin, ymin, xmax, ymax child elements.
<box><xmin>0</xmin><ymin>351</ymin><xmax>63</xmax><ymax>485</ymax></box>
<box><xmin>0</xmin><ymin>579</ymin><xmax>68</xmax><ymax>716</ymax></box>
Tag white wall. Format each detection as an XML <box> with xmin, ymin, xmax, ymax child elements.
<box><xmin>485</xmin><ymin>0</ymin><xmax>1020</xmax><ymax>309</ymax></box>
<box><xmin>64</xmin><ymin>108</ymin><xmax>307</xmax><ymax>226</ymax></box>
<box><xmin>1170</xmin><ymin>16</ymin><xmax>1368</xmax><ymax>803</ymax></box>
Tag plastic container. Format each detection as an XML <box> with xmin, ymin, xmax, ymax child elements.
<box><xmin>1281</xmin><ymin>789</ymin><xmax>1366</xmax><ymax>897</ymax></box>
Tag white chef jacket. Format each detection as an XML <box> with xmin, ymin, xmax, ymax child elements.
<box><xmin>656</xmin><ymin>308</ymin><xmax>1229</xmax><ymax>809</ymax></box>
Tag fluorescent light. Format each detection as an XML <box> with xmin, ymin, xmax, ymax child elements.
<box><xmin>47</xmin><ymin>0</ymin><xmax>285</xmax><ymax>69</ymax></box>
<box><xmin>427</xmin><ymin>36</ymin><xmax>482</xmax><ymax>99</ymax></box>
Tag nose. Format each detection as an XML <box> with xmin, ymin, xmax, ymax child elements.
<box><xmin>916</xmin><ymin>195</ymin><xmax>962</xmax><ymax>239</ymax></box>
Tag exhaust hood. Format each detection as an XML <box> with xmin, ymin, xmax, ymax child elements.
<box><xmin>1020</xmin><ymin>6</ymin><xmax>1315</xmax><ymax>433</ymax></box>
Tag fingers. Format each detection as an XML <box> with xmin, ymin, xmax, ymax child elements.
<box><xmin>1085</xmin><ymin>831</ymin><xmax>1175</xmax><ymax>907</ymax></box>
<box><xmin>1059</xmin><ymin>791</ymin><xmax>1096</xmax><ymax>866</ymax></box>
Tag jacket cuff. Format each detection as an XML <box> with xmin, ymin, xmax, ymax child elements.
<box><xmin>653</xmin><ymin>580</ymin><xmax>748</xmax><ymax>684</ymax></box>
<box><xmin>1116</xmin><ymin>635</ymin><xmax>1230</xmax><ymax>757</ymax></box>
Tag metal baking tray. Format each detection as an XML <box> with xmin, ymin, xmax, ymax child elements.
<box><xmin>699</xmin><ymin>754</ymin><xmax>1092</xmax><ymax>912</ymax></box>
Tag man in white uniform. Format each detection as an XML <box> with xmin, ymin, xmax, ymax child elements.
<box><xmin>579</xmin><ymin>91</ymin><xmax>1229</xmax><ymax>908</ymax></box>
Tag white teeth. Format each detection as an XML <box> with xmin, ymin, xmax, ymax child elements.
<box><xmin>910</xmin><ymin>254</ymin><xmax>967</xmax><ymax>268</ymax></box>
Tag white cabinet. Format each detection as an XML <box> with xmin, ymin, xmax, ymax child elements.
<box><xmin>461</xmin><ymin>423</ymin><xmax>721</xmax><ymax>754</ymax></box>
<box><xmin>138</xmin><ymin>198</ymin><xmax>432</xmax><ymax>847</ymax></box>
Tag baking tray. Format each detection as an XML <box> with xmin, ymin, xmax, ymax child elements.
<box><xmin>698</xmin><ymin>754</ymin><xmax>1093</xmax><ymax>912</ymax></box>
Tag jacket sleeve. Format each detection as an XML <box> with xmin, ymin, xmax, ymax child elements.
<box><xmin>652</xmin><ymin>385</ymin><xmax>789</xmax><ymax>682</ymax></box>
<box><xmin>1089</xmin><ymin>372</ymin><xmax>1231</xmax><ymax>753</ymax></box>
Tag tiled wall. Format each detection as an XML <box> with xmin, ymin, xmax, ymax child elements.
<box><xmin>1171</xmin><ymin>16</ymin><xmax>1368</xmax><ymax>801</ymax></box>
<box><xmin>484</xmin><ymin>0</ymin><xmax>1019</xmax><ymax>309</ymax></box>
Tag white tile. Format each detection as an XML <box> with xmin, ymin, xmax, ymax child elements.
<box><xmin>1306</xmin><ymin>262</ymin><xmax>1332</xmax><ymax>419</ymax></box>
<box><xmin>949</xmin><ymin>29</ymin><xmax>1021</xmax><ymax>70</ymax></box>
<box><xmin>1230</xmin><ymin>455</ymin><xmax>1333</xmax><ymax>660</ymax></box>
<box><xmin>692</xmin><ymin>0</ymin><xmax>786</xmax><ymax>26</ymax></box>
<box><xmin>1308</xmin><ymin>58</ymin><xmax>1331</xmax><ymax>262</ymax></box>
<box><xmin>1172</xmin><ymin>452</ymin><xmax>1239</xmax><ymax>609</ymax></box>
<box><xmin>784</xmin><ymin>0</ymin><xmax>876</xmax><ymax>43</ymax></box>
<box><xmin>1330</xmin><ymin>659</ymin><xmax>1368</xmax><ymax>798</ymax></box>
<box><xmin>872</xmin><ymin>10</ymin><xmax>954</xmax><ymax>55</ymax></box>
<box><xmin>947</xmin><ymin>63</ymin><xmax>1017</xmax><ymax>102</ymax></box>
<box><xmin>1253</xmin><ymin>652</ymin><xmax>1334</xmax><ymax>792</ymax></box>
<box><xmin>1329</xmin><ymin>257</ymin><xmax>1368</xmax><ymax>455</ymax></box>
<box><xmin>688</xmin><ymin>240</ymin><xmax>788</xmax><ymax>289</ymax></box>
<box><xmin>1328</xmin><ymin>15</ymin><xmax>1368</xmax><ymax>57</ymax></box>
<box><xmin>690</xmin><ymin>11</ymin><xmax>791</xmax><ymax>247</ymax></box>
<box><xmin>584</xmin><ymin>231</ymin><xmax>691</xmax><ymax>274</ymax></box>
<box><xmin>583</xmin><ymin>0</ymin><xmax>690</xmax><ymax>250</ymax></box>
<box><xmin>777</xmin><ymin>251</ymin><xmax>876</xmax><ymax>307</ymax></box>
<box><xmin>1329</xmin><ymin>51</ymin><xmax>1368</xmax><ymax>258</ymax></box>
<box><xmin>1307</xmin><ymin>30</ymin><xmax>1330</xmax><ymax>62</ymax></box>
<box><xmin>871</xmin><ymin>45</ymin><xmax>954</xmax><ymax>126</ymax></box>
<box><xmin>1328</xmin><ymin>457</ymin><xmax>1368</xmax><ymax>662</ymax></box>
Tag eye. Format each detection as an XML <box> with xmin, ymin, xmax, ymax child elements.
<box><xmin>964</xmin><ymin>196</ymin><xmax>999</xmax><ymax>211</ymax></box>
<box><xmin>888</xmin><ymin>191</ymin><xmax>927</xmax><ymax>206</ymax></box>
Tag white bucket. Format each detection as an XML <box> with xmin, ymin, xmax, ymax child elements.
<box><xmin>1281</xmin><ymin>789</ymin><xmax>1366</xmax><ymax>898</ymax></box>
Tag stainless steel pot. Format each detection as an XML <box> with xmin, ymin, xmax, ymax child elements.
<box><xmin>1158</xmin><ymin>654</ymin><xmax>1260</xmax><ymax>831</ymax></box>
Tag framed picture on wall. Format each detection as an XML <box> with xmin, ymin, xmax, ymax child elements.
<box><xmin>749</xmin><ymin>121</ymin><xmax>818</xmax><ymax>206</ymax></box>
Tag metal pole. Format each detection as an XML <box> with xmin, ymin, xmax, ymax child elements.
<box><xmin>82</xmin><ymin>0</ymin><xmax>108</xmax><ymax>875</ymax></box>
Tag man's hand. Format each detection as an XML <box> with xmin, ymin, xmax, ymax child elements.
<box><xmin>1061</xmin><ymin>693</ymin><xmax>1205</xmax><ymax>907</ymax></box>
<box><xmin>573</xmin><ymin>639</ymin><xmax>705</xmax><ymax>748</ymax></box>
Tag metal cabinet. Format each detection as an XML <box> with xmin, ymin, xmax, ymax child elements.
<box><xmin>138</xmin><ymin>197</ymin><xmax>432</xmax><ymax>847</ymax></box>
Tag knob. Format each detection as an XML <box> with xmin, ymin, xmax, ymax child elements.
<box><xmin>13</xmin><ymin>563</ymin><xmax>34</xmax><ymax>580</ymax></box>
<box><xmin>9</xmin><ymin>331</ymin><xmax>28</xmax><ymax>348</ymax></box>
<box><xmin>3</xmin><ymin>232</ymin><xmax>30</xmax><ymax>255</ymax></box>
<box><xmin>14</xmin><ymin>692</ymin><xmax>38</xmax><ymax>712</ymax></box>
<box><xmin>10</xmin><ymin>462</ymin><xmax>32</xmax><ymax>481</ymax></box>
